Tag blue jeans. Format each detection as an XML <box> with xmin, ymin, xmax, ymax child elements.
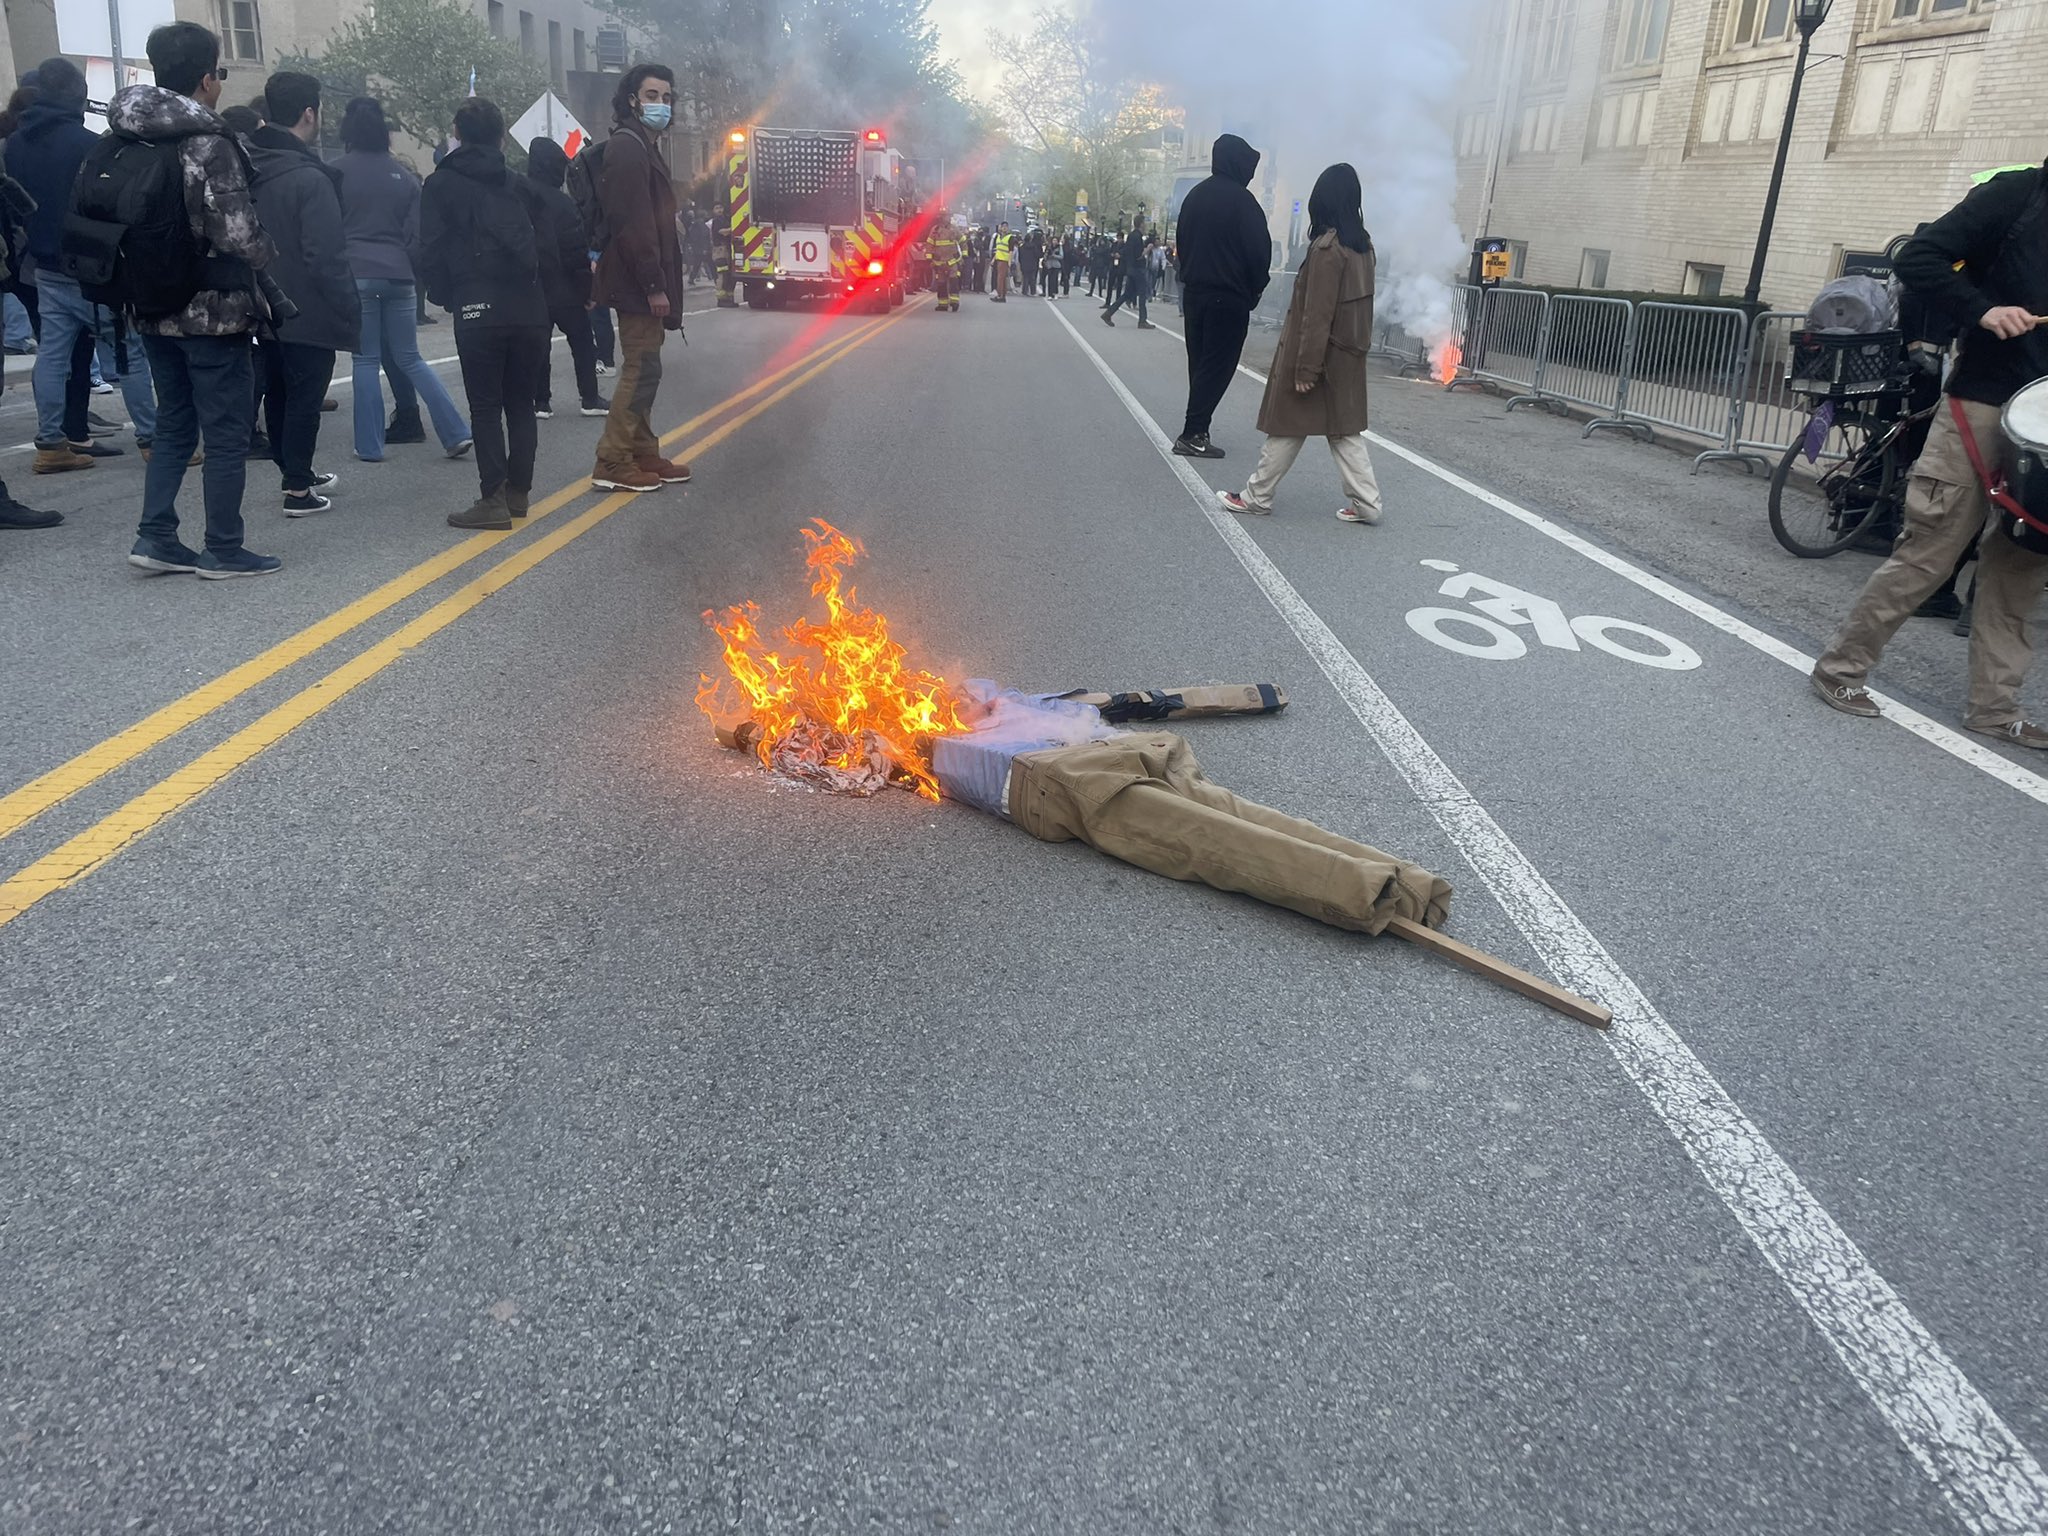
<box><xmin>2</xmin><ymin>291</ymin><xmax>30</xmax><ymax>350</ymax></box>
<box><xmin>138</xmin><ymin>334</ymin><xmax>253</xmax><ymax>557</ymax></box>
<box><xmin>33</xmin><ymin>273</ymin><xmax>157</xmax><ymax>443</ymax></box>
<box><xmin>352</xmin><ymin>278</ymin><xmax>468</xmax><ymax>459</ymax></box>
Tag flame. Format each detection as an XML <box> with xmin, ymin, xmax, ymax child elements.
<box><xmin>1431</xmin><ymin>337</ymin><xmax>1463</xmax><ymax>385</ymax></box>
<box><xmin>696</xmin><ymin>520</ymin><xmax>971</xmax><ymax>800</ymax></box>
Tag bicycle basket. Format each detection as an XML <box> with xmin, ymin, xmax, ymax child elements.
<box><xmin>1788</xmin><ymin>330</ymin><xmax>1905</xmax><ymax>398</ymax></box>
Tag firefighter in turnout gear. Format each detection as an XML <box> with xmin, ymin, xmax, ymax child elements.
<box><xmin>926</xmin><ymin>214</ymin><xmax>961</xmax><ymax>312</ymax></box>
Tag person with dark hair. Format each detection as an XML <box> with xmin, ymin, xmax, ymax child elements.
<box><xmin>112</xmin><ymin>21</ymin><xmax>281</xmax><ymax>577</ymax></box>
<box><xmin>416</xmin><ymin>97</ymin><xmax>549</xmax><ymax>530</ymax></box>
<box><xmin>337</xmin><ymin>95</ymin><xmax>470</xmax><ymax>461</ymax></box>
<box><xmin>1172</xmin><ymin>133</ymin><xmax>1272</xmax><ymax>460</ymax></box>
<box><xmin>590</xmin><ymin>61</ymin><xmax>686</xmax><ymax>493</ymax></box>
<box><xmin>7</xmin><ymin>57</ymin><xmax>157</xmax><ymax>473</ymax></box>
<box><xmin>1218</xmin><ymin>164</ymin><xmax>1381</xmax><ymax>525</ymax></box>
<box><xmin>523</xmin><ymin>136</ymin><xmax>606</xmax><ymax>419</ymax></box>
<box><xmin>0</xmin><ymin>159</ymin><xmax>56</xmax><ymax>523</ymax></box>
<box><xmin>1102</xmin><ymin>217</ymin><xmax>1153</xmax><ymax>328</ymax></box>
<box><xmin>246</xmin><ymin>70</ymin><xmax>356</xmax><ymax>514</ymax></box>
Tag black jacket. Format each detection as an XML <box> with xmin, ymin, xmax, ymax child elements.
<box><xmin>246</xmin><ymin>125</ymin><xmax>360</xmax><ymax>352</ymax></box>
<box><xmin>524</xmin><ymin>139</ymin><xmax>594</xmax><ymax>311</ymax></box>
<box><xmin>415</xmin><ymin>143</ymin><xmax>548</xmax><ymax>329</ymax></box>
<box><xmin>1175</xmin><ymin>134</ymin><xmax>1270</xmax><ymax>308</ymax></box>
<box><xmin>1895</xmin><ymin>165</ymin><xmax>2048</xmax><ymax>407</ymax></box>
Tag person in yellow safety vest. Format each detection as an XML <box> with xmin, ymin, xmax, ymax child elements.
<box><xmin>992</xmin><ymin>222</ymin><xmax>1013</xmax><ymax>303</ymax></box>
<box><xmin>926</xmin><ymin>215</ymin><xmax>962</xmax><ymax>312</ymax></box>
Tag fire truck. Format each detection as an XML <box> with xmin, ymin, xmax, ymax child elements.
<box><xmin>724</xmin><ymin>126</ymin><xmax>920</xmax><ymax>313</ymax></box>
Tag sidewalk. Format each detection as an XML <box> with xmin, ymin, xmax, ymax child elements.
<box><xmin>1359</xmin><ymin>353</ymin><xmax>2045</xmax><ymax>730</ymax></box>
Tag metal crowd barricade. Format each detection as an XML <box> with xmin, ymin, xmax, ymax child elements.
<box><xmin>1450</xmin><ymin>285</ymin><xmax>1548</xmax><ymax>404</ymax></box>
<box><xmin>1730</xmin><ymin>311</ymin><xmax>1812</xmax><ymax>460</ymax></box>
<box><xmin>1617</xmin><ymin>302</ymin><xmax>1757</xmax><ymax>471</ymax></box>
<box><xmin>1536</xmin><ymin>294</ymin><xmax>1641</xmax><ymax>438</ymax></box>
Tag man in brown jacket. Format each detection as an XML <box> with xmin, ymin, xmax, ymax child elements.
<box><xmin>591</xmin><ymin>63</ymin><xmax>688</xmax><ymax>493</ymax></box>
<box><xmin>1220</xmin><ymin>165</ymin><xmax>1380</xmax><ymax>525</ymax></box>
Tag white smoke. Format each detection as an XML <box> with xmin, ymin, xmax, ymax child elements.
<box><xmin>1088</xmin><ymin>0</ymin><xmax>1479</xmax><ymax>347</ymax></box>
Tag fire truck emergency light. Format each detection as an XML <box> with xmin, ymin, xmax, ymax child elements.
<box><xmin>863</xmin><ymin>129</ymin><xmax>885</xmax><ymax>144</ymax></box>
<box><xmin>866</xmin><ymin>259</ymin><xmax>884</xmax><ymax>276</ymax></box>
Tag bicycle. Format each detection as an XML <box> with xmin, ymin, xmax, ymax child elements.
<box><xmin>1766</xmin><ymin>330</ymin><xmax>1928</xmax><ymax>559</ymax></box>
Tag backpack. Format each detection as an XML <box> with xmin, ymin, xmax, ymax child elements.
<box><xmin>61</xmin><ymin>134</ymin><xmax>212</xmax><ymax>319</ymax></box>
<box><xmin>566</xmin><ymin>139</ymin><xmax>608</xmax><ymax>253</ymax></box>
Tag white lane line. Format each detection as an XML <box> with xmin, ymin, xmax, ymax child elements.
<box><xmin>1148</xmin><ymin>320</ymin><xmax>2048</xmax><ymax>808</ymax></box>
<box><xmin>1052</xmin><ymin>299</ymin><xmax>2048</xmax><ymax>1536</ymax></box>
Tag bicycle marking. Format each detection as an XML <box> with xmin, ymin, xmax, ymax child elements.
<box><xmin>1405</xmin><ymin>564</ymin><xmax>1704</xmax><ymax>671</ymax></box>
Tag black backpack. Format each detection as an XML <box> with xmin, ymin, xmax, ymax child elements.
<box><xmin>61</xmin><ymin>133</ymin><xmax>213</xmax><ymax>319</ymax></box>
<box><xmin>566</xmin><ymin>140</ymin><xmax>609</xmax><ymax>254</ymax></box>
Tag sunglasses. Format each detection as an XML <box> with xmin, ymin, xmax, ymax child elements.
<box><xmin>209</xmin><ymin>65</ymin><xmax>230</xmax><ymax>81</ymax></box>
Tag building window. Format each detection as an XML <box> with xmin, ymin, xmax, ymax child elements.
<box><xmin>1889</xmin><ymin>0</ymin><xmax>1973</xmax><ymax>17</ymax></box>
<box><xmin>1581</xmin><ymin>249</ymin><xmax>1612</xmax><ymax>288</ymax></box>
<box><xmin>216</xmin><ymin>0</ymin><xmax>263</xmax><ymax>62</ymax></box>
<box><xmin>519</xmin><ymin>10</ymin><xmax>536</xmax><ymax>55</ymax></box>
<box><xmin>1684</xmin><ymin>261</ymin><xmax>1725</xmax><ymax>296</ymax></box>
<box><xmin>1526</xmin><ymin>0</ymin><xmax>1577</xmax><ymax>82</ymax></box>
<box><xmin>574</xmin><ymin>28</ymin><xmax>588</xmax><ymax>72</ymax></box>
<box><xmin>1726</xmin><ymin>0</ymin><xmax>1794</xmax><ymax>49</ymax></box>
<box><xmin>488</xmin><ymin>0</ymin><xmax>504</xmax><ymax>35</ymax></box>
<box><xmin>1614</xmin><ymin>0</ymin><xmax>1670</xmax><ymax>66</ymax></box>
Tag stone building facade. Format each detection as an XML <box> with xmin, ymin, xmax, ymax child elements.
<box><xmin>1453</xmin><ymin>0</ymin><xmax>2043</xmax><ymax>308</ymax></box>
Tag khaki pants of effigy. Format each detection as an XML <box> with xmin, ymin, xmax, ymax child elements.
<box><xmin>1007</xmin><ymin>733</ymin><xmax>1451</xmax><ymax>936</ymax></box>
<box><xmin>1815</xmin><ymin>396</ymin><xmax>2048</xmax><ymax>729</ymax></box>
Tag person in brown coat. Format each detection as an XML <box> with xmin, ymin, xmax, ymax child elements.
<box><xmin>591</xmin><ymin>62</ymin><xmax>688</xmax><ymax>493</ymax></box>
<box><xmin>1220</xmin><ymin>163</ymin><xmax>1383</xmax><ymax>525</ymax></box>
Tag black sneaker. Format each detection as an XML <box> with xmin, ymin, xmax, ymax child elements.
<box><xmin>194</xmin><ymin>548</ymin><xmax>282</xmax><ymax>579</ymax></box>
<box><xmin>305</xmin><ymin>471</ymin><xmax>338</xmax><ymax>492</ymax></box>
<box><xmin>0</xmin><ymin>497</ymin><xmax>62</xmax><ymax>529</ymax></box>
<box><xmin>534</xmin><ymin>405</ymin><xmax>555</xmax><ymax>420</ymax></box>
<box><xmin>1171</xmin><ymin>433</ymin><xmax>1224</xmax><ymax>460</ymax></box>
<box><xmin>86</xmin><ymin>411</ymin><xmax>121</xmax><ymax>437</ymax></box>
<box><xmin>67</xmin><ymin>438</ymin><xmax>125</xmax><ymax>458</ymax></box>
<box><xmin>385</xmin><ymin>416</ymin><xmax>427</xmax><ymax>444</ymax></box>
<box><xmin>1100</xmin><ymin>309</ymin><xmax>1115</xmax><ymax>326</ymax></box>
<box><xmin>129</xmin><ymin>536</ymin><xmax>201</xmax><ymax>573</ymax></box>
<box><xmin>580</xmin><ymin>398</ymin><xmax>610</xmax><ymax>416</ymax></box>
<box><xmin>282</xmin><ymin>491</ymin><xmax>331</xmax><ymax>518</ymax></box>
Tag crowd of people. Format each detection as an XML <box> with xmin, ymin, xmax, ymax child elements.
<box><xmin>939</xmin><ymin>221</ymin><xmax>1170</xmax><ymax>322</ymax></box>
<box><xmin>0</xmin><ymin>23</ymin><xmax>690</xmax><ymax>567</ymax></box>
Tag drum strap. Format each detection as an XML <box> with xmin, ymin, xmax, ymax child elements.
<box><xmin>1948</xmin><ymin>395</ymin><xmax>2048</xmax><ymax>537</ymax></box>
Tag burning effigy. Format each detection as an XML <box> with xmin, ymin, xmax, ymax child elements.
<box><xmin>699</xmin><ymin>523</ymin><xmax>1611</xmax><ymax>1027</ymax></box>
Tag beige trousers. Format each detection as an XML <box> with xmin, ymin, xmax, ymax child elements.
<box><xmin>1815</xmin><ymin>396</ymin><xmax>2048</xmax><ymax>728</ymax></box>
<box><xmin>1008</xmin><ymin>733</ymin><xmax>1451</xmax><ymax>936</ymax></box>
<box><xmin>1243</xmin><ymin>433</ymin><xmax>1383</xmax><ymax>518</ymax></box>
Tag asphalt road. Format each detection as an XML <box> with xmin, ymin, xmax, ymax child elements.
<box><xmin>2</xmin><ymin>285</ymin><xmax>2044</xmax><ymax>1535</ymax></box>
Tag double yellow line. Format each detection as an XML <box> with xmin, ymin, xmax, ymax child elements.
<box><xmin>0</xmin><ymin>301</ymin><xmax>921</xmax><ymax>928</ymax></box>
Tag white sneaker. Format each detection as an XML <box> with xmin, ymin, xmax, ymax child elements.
<box><xmin>1336</xmin><ymin>504</ymin><xmax>1382</xmax><ymax>525</ymax></box>
<box><xmin>91</xmin><ymin>379</ymin><xmax>115</xmax><ymax>395</ymax></box>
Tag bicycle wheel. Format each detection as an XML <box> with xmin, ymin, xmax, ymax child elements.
<box><xmin>1768</xmin><ymin>415</ymin><xmax>1896</xmax><ymax>558</ymax></box>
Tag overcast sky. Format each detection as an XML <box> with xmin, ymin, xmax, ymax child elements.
<box><xmin>926</xmin><ymin>0</ymin><xmax>1007</xmax><ymax>96</ymax></box>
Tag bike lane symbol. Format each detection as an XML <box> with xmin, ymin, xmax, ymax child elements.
<box><xmin>1405</xmin><ymin>561</ymin><xmax>1704</xmax><ymax>671</ymax></box>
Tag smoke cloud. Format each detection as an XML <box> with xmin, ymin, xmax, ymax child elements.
<box><xmin>1089</xmin><ymin>0</ymin><xmax>1480</xmax><ymax>344</ymax></box>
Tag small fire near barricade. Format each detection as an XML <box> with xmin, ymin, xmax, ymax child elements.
<box><xmin>1431</xmin><ymin>337</ymin><xmax>1463</xmax><ymax>386</ymax></box>
<box><xmin>695</xmin><ymin>520</ymin><xmax>971</xmax><ymax>800</ymax></box>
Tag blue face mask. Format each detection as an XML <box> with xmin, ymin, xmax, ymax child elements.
<box><xmin>639</xmin><ymin>101</ymin><xmax>671</xmax><ymax>131</ymax></box>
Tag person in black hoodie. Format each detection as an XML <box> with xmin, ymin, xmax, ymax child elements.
<box><xmin>523</xmin><ymin>137</ymin><xmax>607</xmax><ymax>420</ymax></box>
<box><xmin>415</xmin><ymin>97</ymin><xmax>550</xmax><ymax>530</ymax></box>
<box><xmin>1172</xmin><ymin>133</ymin><xmax>1271</xmax><ymax>459</ymax></box>
<box><xmin>1811</xmin><ymin>162</ymin><xmax>2048</xmax><ymax>748</ymax></box>
<box><xmin>248</xmin><ymin>71</ymin><xmax>358</xmax><ymax>514</ymax></box>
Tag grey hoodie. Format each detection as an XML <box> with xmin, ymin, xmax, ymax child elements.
<box><xmin>108</xmin><ymin>83</ymin><xmax>274</xmax><ymax>338</ymax></box>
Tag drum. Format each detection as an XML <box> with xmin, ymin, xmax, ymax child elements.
<box><xmin>1998</xmin><ymin>376</ymin><xmax>2048</xmax><ymax>555</ymax></box>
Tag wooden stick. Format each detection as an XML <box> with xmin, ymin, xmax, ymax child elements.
<box><xmin>1384</xmin><ymin>917</ymin><xmax>1613</xmax><ymax>1029</ymax></box>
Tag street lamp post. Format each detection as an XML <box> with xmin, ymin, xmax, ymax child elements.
<box><xmin>1743</xmin><ymin>0</ymin><xmax>1833</xmax><ymax>305</ymax></box>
